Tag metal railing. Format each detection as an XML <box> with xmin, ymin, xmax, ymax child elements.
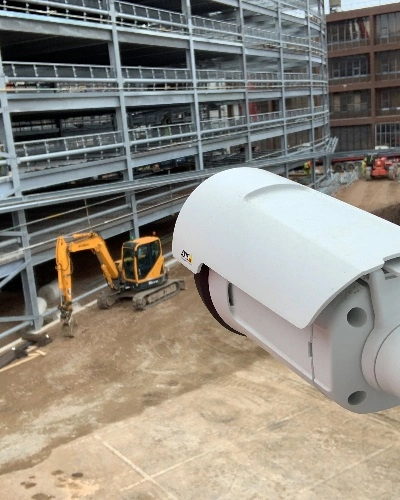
<box><xmin>15</xmin><ymin>131</ymin><xmax>124</xmax><ymax>172</ymax></box>
<box><xmin>192</xmin><ymin>16</ymin><xmax>241</xmax><ymax>42</ymax></box>
<box><xmin>200</xmin><ymin>116</ymin><xmax>247</xmax><ymax>137</ymax></box>
<box><xmin>4</xmin><ymin>62</ymin><xmax>196</xmax><ymax>92</ymax></box>
<box><xmin>115</xmin><ymin>1</ymin><xmax>186</xmax><ymax>32</ymax></box>
<box><xmin>0</xmin><ymin>0</ymin><xmax>110</xmax><ymax>22</ymax></box>
<box><xmin>201</xmin><ymin>107</ymin><xmax>326</xmax><ymax>136</ymax></box>
<box><xmin>244</xmin><ymin>24</ymin><xmax>324</xmax><ymax>57</ymax></box>
<box><xmin>9</xmin><ymin>105</ymin><xmax>328</xmax><ymax>175</ymax></box>
<box><xmin>3</xmin><ymin>61</ymin><xmax>117</xmax><ymax>92</ymax></box>
<box><xmin>129</xmin><ymin>123</ymin><xmax>196</xmax><ymax>154</ymax></box>
<box><xmin>3</xmin><ymin>61</ymin><xmax>115</xmax><ymax>80</ymax></box>
<box><xmin>196</xmin><ymin>69</ymin><xmax>244</xmax><ymax>89</ymax></box>
<box><xmin>247</xmin><ymin>72</ymin><xmax>281</xmax><ymax>89</ymax></box>
<box><xmin>250</xmin><ymin>110</ymin><xmax>281</xmax><ymax>123</ymax></box>
<box><xmin>251</xmin><ymin>0</ymin><xmax>323</xmax><ymax>22</ymax></box>
<box><xmin>244</xmin><ymin>25</ymin><xmax>281</xmax><ymax>50</ymax></box>
<box><xmin>0</xmin><ymin>0</ymin><xmax>324</xmax><ymax>50</ymax></box>
<box><xmin>284</xmin><ymin>73</ymin><xmax>322</xmax><ymax>87</ymax></box>
<box><xmin>122</xmin><ymin>67</ymin><xmax>193</xmax><ymax>91</ymax></box>
<box><xmin>3</xmin><ymin>61</ymin><xmax>327</xmax><ymax>94</ymax></box>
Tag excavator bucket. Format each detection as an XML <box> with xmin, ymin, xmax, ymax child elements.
<box><xmin>61</xmin><ymin>321</ymin><xmax>76</xmax><ymax>337</ymax></box>
<box><xmin>59</xmin><ymin>306</ymin><xmax>75</xmax><ymax>337</ymax></box>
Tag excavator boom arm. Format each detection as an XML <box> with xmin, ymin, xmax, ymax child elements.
<box><xmin>55</xmin><ymin>232</ymin><xmax>120</xmax><ymax>324</ymax></box>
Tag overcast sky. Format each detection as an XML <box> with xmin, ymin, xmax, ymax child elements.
<box><xmin>326</xmin><ymin>0</ymin><xmax>399</xmax><ymax>12</ymax></box>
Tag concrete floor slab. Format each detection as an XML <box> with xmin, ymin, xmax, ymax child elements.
<box><xmin>0</xmin><ymin>434</ymin><xmax>144</xmax><ymax>499</ymax></box>
<box><xmin>2</xmin><ymin>355</ymin><xmax>400</xmax><ymax>499</ymax></box>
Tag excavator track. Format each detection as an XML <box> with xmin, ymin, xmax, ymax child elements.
<box><xmin>132</xmin><ymin>279</ymin><xmax>186</xmax><ymax>310</ymax></box>
<box><xmin>97</xmin><ymin>291</ymin><xmax>120</xmax><ymax>309</ymax></box>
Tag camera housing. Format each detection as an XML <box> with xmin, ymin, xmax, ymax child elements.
<box><xmin>172</xmin><ymin>167</ymin><xmax>400</xmax><ymax>413</ymax></box>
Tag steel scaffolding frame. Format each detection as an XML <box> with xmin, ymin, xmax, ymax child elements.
<box><xmin>0</xmin><ymin>0</ymin><xmax>331</xmax><ymax>342</ymax></box>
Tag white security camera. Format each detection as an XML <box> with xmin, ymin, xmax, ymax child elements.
<box><xmin>172</xmin><ymin>167</ymin><xmax>400</xmax><ymax>414</ymax></box>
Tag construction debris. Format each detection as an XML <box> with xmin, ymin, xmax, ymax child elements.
<box><xmin>0</xmin><ymin>345</ymin><xmax>47</xmax><ymax>373</ymax></box>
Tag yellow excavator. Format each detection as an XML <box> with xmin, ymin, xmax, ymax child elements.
<box><xmin>56</xmin><ymin>232</ymin><xmax>185</xmax><ymax>328</ymax></box>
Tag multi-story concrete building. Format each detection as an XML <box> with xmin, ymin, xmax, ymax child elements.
<box><xmin>0</xmin><ymin>0</ymin><xmax>331</xmax><ymax>342</ymax></box>
<box><xmin>327</xmin><ymin>3</ymin><xmax>400</xmax><ymax>151</ymax></box>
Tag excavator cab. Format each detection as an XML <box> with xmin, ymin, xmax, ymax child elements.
<box><xmin>121</xmin><ymin>236</ymin><xmax>167</xmax><ymax>290</ymax></box>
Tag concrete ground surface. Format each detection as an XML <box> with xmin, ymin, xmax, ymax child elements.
<box><xmin>2</xmin><ymin>178</ymin><xmax>400</xmax><ymax>499</ymax></box>
<box><xmin>2</xmin><ymin>364</ymin><xmax>400</xmax><ymax>500</ymax></box>
<box><xmin>2</xmin><ymin>345</ymin><xmax>400</xmax><ymax>500</ymax></box>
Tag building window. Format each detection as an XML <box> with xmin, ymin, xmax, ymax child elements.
<box><xmin>376</xmin><ymin>88</ymin><xmax>400</xmax><ymax>114</ymax></box>
<box><xmin>376</xmin><ymin>50</ymin><xmax>400</xmax><ymax>80</ymax></box>
<box><xmin>329</xmin><ymin>55</ymin><xmax>369</xmax><ymax>80</ymax></box>
<box><xmin>330</xmin><ymin>91</ymin><xmax>370</xmax><ymax>117</ymax></box>
<box><xmin>328</xmin><ymin>17</ymin><xmax>369</xmax><ymax>47</ymax></box>
<box><xmin>376</xmin><ymin>12</ymin><xmax>400</xmax><ymax>44</ymax></box>
<box><xmin>331</xmin><ymin>125</ymin><xmax>371</xmax><ymax>151</ymax></box>
<box><xmin>376</xmin><ymin>123</ymin><xmax>400</xmax><ymax>147</ymax></box>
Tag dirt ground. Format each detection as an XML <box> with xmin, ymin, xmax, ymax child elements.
<box><xmin>334</xmin><ymin>177</ymin><xmax>400</xmax><ymax>223</ymax></box>
<box><xmin>0</xmin><ymin>264</ymin><xmax>267</xmax><ymax>476</ymax></box>
<box><xmin>2</xmin><ymin>177</ymin><xmax>400</xmax><ymax>480</ymax></box>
